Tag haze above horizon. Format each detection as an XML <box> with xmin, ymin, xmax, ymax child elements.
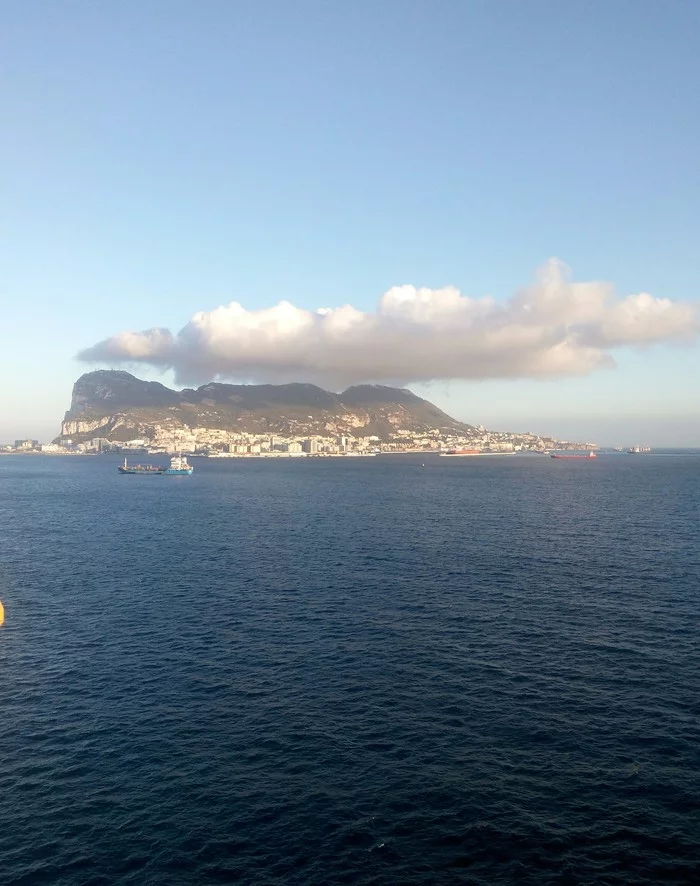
<box><xmin>2</xmin><ymin>1</ymin><xmax>699</xmax><ymax>446</ymax></box>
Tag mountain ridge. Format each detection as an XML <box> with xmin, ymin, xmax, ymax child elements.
<box><xmin>60</xmin><ymin>370</ymin><xmax>474</xmax><ymax>442</ymax></box>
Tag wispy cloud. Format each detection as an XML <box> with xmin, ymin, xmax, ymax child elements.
<box><xmin>78</xmin><ymin>259</ymin><xmax>698</xmax><ymax>388</ymax></box>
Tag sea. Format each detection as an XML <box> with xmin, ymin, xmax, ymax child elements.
<box><xmin>0</xmin><ymin>452</ymin><xmax>698</xmax><ymax>885</ymax></box>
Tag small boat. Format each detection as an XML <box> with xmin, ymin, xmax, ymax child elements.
<box><xmin>550</xmin><ymin>452</ymin><xmax>597</xmax><ymax>460</ymax></box>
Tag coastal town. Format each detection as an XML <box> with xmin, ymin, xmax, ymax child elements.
<box><xmin>5</xmin><ymin>425</ymin><xmax>597</xmax><ymax>457</ymax></box>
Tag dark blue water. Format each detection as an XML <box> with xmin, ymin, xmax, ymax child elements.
<box><xmin>1</xmin><ymin>453</ymin><xmax>699</xmax><ymax>885</ymax></box>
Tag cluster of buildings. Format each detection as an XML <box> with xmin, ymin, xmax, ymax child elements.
<box><xmin>134</xmin><ymin>422</ymin><xmax>593</xmax><ymax>456</ymax></box>
<box><xmin>3</xmin><ymin>424</ymin><xmax>595</xmax><ymax>457</ymax></box>
<box><xmin>209</xmin><ymin>433</ymin><xmax>379</xmax><ymax>457</ymax></box>
<box><xmin>2</xmin><ymin>433</ymin><xmax>374</xmax><ymax>457</ymax></box>
<box><xmin>7</xmin><ymin>439</ymin><xmax>41</xmax><ymax>451</ymax></box>
<box><xmin>1</xmin><ymin>438</ymin><xmax>123</xmax><ymax>455</ymax></box>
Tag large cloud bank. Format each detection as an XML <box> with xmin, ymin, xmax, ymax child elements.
<box><xmin>79</xmin><ymin>260</ymin><xmax>697</xmax><ymax>388</ymax></box>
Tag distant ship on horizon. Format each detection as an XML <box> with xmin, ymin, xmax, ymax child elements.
<box><xmin>439</xmin><ymin>449</ymin><xmax>482</xmax><ymax>457</ymax></box>
<box><xmin>550</xmin><ymin>452</ymin><xmax>597</xmax><ymax>460</ymax></box>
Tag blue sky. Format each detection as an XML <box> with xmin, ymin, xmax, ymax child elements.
<box><xmin>1</xmin><ymin>0</ymin><xmax>699</xmax><ymax>445</ymax></box>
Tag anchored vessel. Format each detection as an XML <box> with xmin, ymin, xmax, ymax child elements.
<box><xmin>166</xmin><ymin>455</ymin><xmax>193</xmax><ymax>475</ymax></box>
<box><xmin>550</xmin><ymin>452</ymin><xmax>597</xmax><ymax>460</ymax></box>
<box><xmin>118</xmin><ymin>455</ymin><xmax>193</xmax><ymax>475</ymax></box>
<box><xmin>439</xmin><ymin>449</ymin><xmax>482</xmax><ymax>457</ymax></box>
<box><xmin>118</xmin><ymin>458</ymin><xmax>163</xmax><ymax>475</ymax></box>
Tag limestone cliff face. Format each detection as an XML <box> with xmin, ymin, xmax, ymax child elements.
<box><xmin>65</xmin><ymin>370</ymin><xmax>181</xmax><ymax>419</ymax></box>
<box><xmin>58</xmin><ymin>371</ymin><xmax>473</xmax><ymax>443</ymax></box>
<box><xmin>61</xmin><ymin>416</ymin><xmax>119</xmax><ymax>437</ymax></box>
<box><xmin>60</xmin><ymin>413</ymin><xmax>158</xmax><ymax>441</ymax></box>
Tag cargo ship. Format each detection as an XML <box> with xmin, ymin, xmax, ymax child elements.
<box><xmin>118</xmin><ymin>455</ymin><xmax>193</xmax><ymax>475</ymax></box>
<box><xmin>439</xmin><ymin>448</ymin><xmax>482</xmax><ymax>457</ymax></box>
<box><xmin>118</xmin><ymin>458</ymin><xmax>163</xmax><ymax>474</ymax></box>
<box><xmin>550</xmin><ymin>452</ymin><xmax>597</xmax><ymax>460</ymax></box>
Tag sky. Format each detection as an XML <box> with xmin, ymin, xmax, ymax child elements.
<box><xmin>1</xmin><ymin>0</ymin><xmax>699</xmax><ymax>446</ymax></box>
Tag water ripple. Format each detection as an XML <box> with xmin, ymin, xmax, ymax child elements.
<box><xmin>0</xmin><ymin>453</ymin><xmax>698</xmax><ymax>884</ymax></box>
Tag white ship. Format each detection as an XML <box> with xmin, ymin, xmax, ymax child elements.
<box><xmin>166</xmin><ymin>455</ymin><xmax>194</xmax><ymax>475</ymax></box>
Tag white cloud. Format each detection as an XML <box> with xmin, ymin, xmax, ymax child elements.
<box><xmin>78</xmin><ymin>259</ymin><xmax>698</xmax><ymax>387</ymax></box>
